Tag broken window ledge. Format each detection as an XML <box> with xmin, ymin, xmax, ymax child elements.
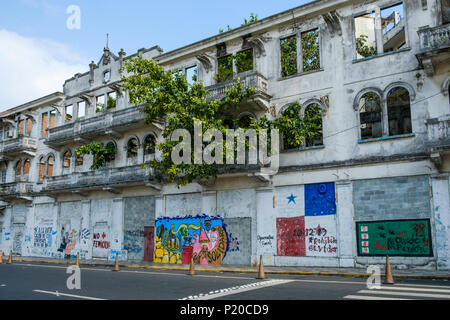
<box><xmin>358</xmin><ymin>133</ymin><xmax>415</xmax><ymax>144</ymax></box>
<box><xmin>278</xmin><ymin>68</ymin><xmax>324</xmax><ymax>81</ymax></box>
<box><xmin>281</xmin><ymin>144</ymin><xmax>325</xmax><ymax>153</ymax></box>
<box><xmin>352</xmin><ymin>47</ymin><xmax>411</xmax><ymax>63</ymax></box>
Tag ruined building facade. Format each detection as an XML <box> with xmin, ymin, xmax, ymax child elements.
<box><xmin>0</xmin><ymin>0</ymin><xmax>449</xmax><ymax>269</ymax></box>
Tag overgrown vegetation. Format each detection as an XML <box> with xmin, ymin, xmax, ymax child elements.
<box><xmin>78</xmin><ymin>55</ymin><xmax>322</xmax><ymax>186</ymax></box>
<box><xmin>219</xmin><ymin>13</ymin><xmax>258</xmax><ymax>33</ymax></box>
<box><xmin>76</xmin><ymin>142</ymin><xmax>117</xmax><ymax>170</ymax></box>
<box><xmin>356</xmin><ymin>35</ymin><xmax>377</xmax><ymax>58</ymax></box>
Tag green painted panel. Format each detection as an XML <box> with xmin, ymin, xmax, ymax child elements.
<box><xmin>356</xmin><ymin>219</ymin><xmax>433</xmax><ymax>257</ymax></box>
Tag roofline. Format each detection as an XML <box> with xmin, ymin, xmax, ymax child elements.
<box><xmin>0</xmin><ymin>92</ymin><xmax>64</xmax><ymax>117</ymax></box>
<box><xmin>154</xmin><ymin>0</ymin><xmax>348</xmax><ymax>63</ymax></box>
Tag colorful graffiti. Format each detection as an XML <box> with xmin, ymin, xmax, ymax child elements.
<box><xmin>356</xmin><ymin>219</ymin><xmax>433</xmax><ymax>256</ymax></box>
<box><xmin>57</xmin><ymin>220</ymin><xmax>80</xmax><ymax>259</ymax></box>
<box><xmin>277</xmin><ymin>182</ymin><xmax>338</xmax><ymax>257</ymax></box>
<box><xmin>154</xmin><ymin>215</ymin><xmax>228</xmax><ymax>265</ymax></box>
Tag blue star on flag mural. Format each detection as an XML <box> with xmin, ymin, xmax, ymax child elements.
<box><xmin>287</xmin><ymin>194</ymin><xmax>297</xmax><ymax>204</ymax></box>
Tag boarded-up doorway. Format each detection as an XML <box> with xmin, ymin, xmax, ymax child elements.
<box><xmin>144</xmin><ymin>226</ymin><xmax>154</xmax><ymax>262</ymax></box>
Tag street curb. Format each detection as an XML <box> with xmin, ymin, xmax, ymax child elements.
<box><xmin>10</xmin><ymin>258</ymin><xmax>450</xmax><ymax>281</ymax></box>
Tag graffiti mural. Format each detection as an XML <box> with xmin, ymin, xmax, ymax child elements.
<box><xmin>154</xmin><ymin>215</ymin><xmax>228</xmax><ymax>265</ymax></box>
<box><xmin>57</xmin><ymin>219</ymin><xmax>81</xmax><ymax>259</ymax></box>
<box><xmin>356</xmin><ymin>219</ymin><xmax>433</xmax><ymax>256</ymax></box>
<box><xmin>276</xmin><ymin>182</ymin><xmax>338</xmax><ymax>257</ymax></box>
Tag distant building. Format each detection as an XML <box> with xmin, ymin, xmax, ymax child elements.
<box><xmin>1</xmin><ymin>0</ymin><xmax>449</xmax><ymax>270</ymax></box>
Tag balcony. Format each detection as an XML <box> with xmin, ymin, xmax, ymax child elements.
<box><xmin>205</xmin><ymin>71</ymin><xmax>271</xmax><ymax>110</ymax></box>
<box><xmin>45</xmin><ymin>105</ymin><xmax>164</xmax><ymax>148</ymax></box>
<box><xmin>0</xmin><ymin>182</ymin><xmax>35</xmax><ymax>201</ymax></box>
<box><xmin>416</xmin><ymin>23</ymin><xmax>450</xmax><ymax>75</ymax></box>
<box><xmin>427</xmin><ymin>115</ymin><xmax>450</xmax><ymax>152</ymax></box>
<box><xmin>41</xmin><ymin>164</ymin><xmax>158</xmax><ymax>195</ymax></box>
<box><xmin>0</xmin><ymin>136</ymin><xmax>37</xmax><ymax>159</ymax></box>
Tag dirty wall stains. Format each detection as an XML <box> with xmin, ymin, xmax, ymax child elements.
<box><xmin>154</xmin><ymin>215</ymin><xmax>228</xmax><ymax>265</ymax></box>
<box><xmin>223</xmin><ymin>217</ymin><xmax>251</xmax><ymax>265</ymax></box>
<box><xmin>276</xmin><ymin>182</ymin><xmax>338</xmax><ymax>257</ymax></box>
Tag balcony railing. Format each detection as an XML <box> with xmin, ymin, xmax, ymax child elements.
<box><xmin>205</xmin><ymin>71</ymin><xmax>270</xmax><ymax>108</ymax></box>
<box><xmin>418</xmin><ymin>23</ymin><xmax>450</xmax><ymax>52</ymax></box>
<box><xmin>0</xmin><ymin>136</ymin><xmax>37</xmax><ymax>157</ymax></box>
<box><xmin>426</xmin><ymin>115</ymin><xmax>450</xmax><ymax>152</ymax></box>
<box><xmin>0</xmin><ymin>182</ymin><xmax>35</xmax><ymax>199</ymax></box>
<box><xmin>46</xmin><ymin>105</ymin><xmax>147</xmax><ymax>147</ymax></box>
<box><xmin>42</xmin><ymin>164</ymin><xmax>154</xmax><ymax>193</ymax></box>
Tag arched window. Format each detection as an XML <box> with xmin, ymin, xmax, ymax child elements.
<box><xmin>105</xmin><ymin>141</ymin><xmax>116</xmax><ymax>162</ymax></box>
<box><xmin>143</xmin><ymin>134</ymin><xmax>156</xmax><ymax>162</ymax></box>
<box><xmin>76</xmin><ymin>153</ymin><xmax>84</xmax><ymax>167</ymax></box>
<box><xmin>359</xmin><ymin>92</ymin><xmax>382</xmax><ymax>139</ymax></box>
<box><xmin>386</xmin><ymin>87</ymin><xmax>411</xmax><ymax>136</ymax></box>
<box><xmin>127</xmin><ymin>138</ymin><xmax>139</xmax><ymax>159</ymax></box>
<box><xmin>15</xmin><ymin>160</ymin><xmax>22</xmax><ymax>177</ymax></box>
<box><xmin>0</xmin><ymin>161</ymin><xmax>7</xmax><ymax>183</ymax></box>
<box><xmin>279</xmin><ymin>103</ymin><xmax>303</xmax><ymax>150</ymax></box>
<box><xmin>46</xmin><ymin>155</ymin><xmax>55</xmax><ymax>177</ymax></box>
<box><xmin>63</xmin><ymin>151</ymin><xmax>72</xmax><ymax>169</ymax></box>
<box><xmin>304</xmin><ymin>103</ymin><xmax>323</xmax><ymax>147</ymax></box>
<box><xmin>237</xmin><ymin>114</ymin><xmax>254</xmax><ymax>129</ymax></box>
<box><xmin>23</xmin><ymin>159</ymin><xmax>31</xmax><ymax>175</ymax></box>
<box><xmin>143</xmin><ymin>135</ymin><xmax>156</xmax><ymax>156</ymax></box>
<box><xmin>38</xmin><ymin>157</ymin><xmax>45</xmax><ymax>183</ymax></box>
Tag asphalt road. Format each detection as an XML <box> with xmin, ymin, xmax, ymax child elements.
<box><xmin>1</xmin><ymin>261</ymin><xmax>449</xmax><ymax>317</ymax></box>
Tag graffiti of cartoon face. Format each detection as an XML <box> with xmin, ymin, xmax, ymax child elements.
<box><xmin>204</xmin><ymin>220</ymin><xmax>212</xmax><ymax>232</ymax></box>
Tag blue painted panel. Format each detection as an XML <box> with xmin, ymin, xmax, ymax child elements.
<box><xmin>305</xmin><ymin>182</ymin><xmax>336</xmax><ymax>216</ymax></box>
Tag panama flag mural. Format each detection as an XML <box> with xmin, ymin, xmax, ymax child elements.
<box><xmin>276</xmin><ymin>182</ymin><xmax>338</xmax><ymax>257</ymax></box>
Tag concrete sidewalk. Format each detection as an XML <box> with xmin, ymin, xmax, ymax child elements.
<box><xmin>5</xmin><ymin>255</ymin><xmax>450</xmax><ymax>280</ymax></box>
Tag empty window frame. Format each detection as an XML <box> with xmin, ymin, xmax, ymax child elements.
<box><xmin>280</xmin><ymin>28</ymin><xmax>321</xmax><ymax>77</ymax></box>
<box><xmin>0</xmin><ymin>161</ymin><xmax>7</xmax><ymax>183</ymax></box>
<box><xmin>215</xmin><ymin>55</ymin><xmax>234</xmax><ymax>83</ymax></box>
<box><xmin>235</xmin><ymin>48</ymin><xmax>254</xmax><ymax>74</ymax></box>
<box><xmin>303</xmin><ymin>103</ymin><xmax>323</xmax><ymax>147</ymax></box>
<box><xmin>143</xmin><ymin>134</ymin><xmax>156</xmax><ymax>157</ymax></box>
<box><xmin>301</xmin><ymin>29</ymin><xmax>321</xmax><ymax>72</ymax></box>
<box><xmin>96</xmin><ymin>95</ymin><xmax>105</xmax><ymax>113</ymax></box>
<box><xmin>185</xmin><ymin>65</ymin><xmax>198</xmax><ymax>85</ymax></box>
<box><xmin>386</xmin><ymin>86</ymin><xmax>411</xmax><ymax>136</ymax></box>
<box><xmin>280</xmin><ymin>35</ymin><xmax>298</xmax><ymax>77</ymax></box>
<box><xmin>354</xmin><ymin>2</ymin><xmax>406</xmax><ymax>59</ymax></box>
<box><xmin>107</xmin><ymin>92</ymin><xmax>117</xmax><ymax>110</ymax></box>
<box><xmin>76</xmin><ymin>153</ymin><xmax>84</xmax><ymax>167</ymax></box>
<box><xmin>126</xmin><ymin>138</ymin><xmax>139</xmax><ymax>159</ymax></box>
<box><xmin>65</xmin><ymin>105</ymin><xmax>73</xmax><ymax>122</ymax></box>
<box><xmin>359</xmin><ymin>92</ymin><xmax>383</xmax><ymax>139</ymax></box>
<box><xmin>63</xmin><ymin>151</ymin><xmax>72</xmax><ymax>169</ymax></box>
<box><xmin>381</xmin><ymin>3</ymin><xmax>406</xmax><ymax>53</ymax></box>
<box><xmin>78</xmin><ymin>101</ymin><xmax>86</xmax><ymax>118</ymax></box>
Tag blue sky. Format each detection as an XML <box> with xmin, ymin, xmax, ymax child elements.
<box><xmin>0</xmin><ymin>0</ymin><xmax>312</xmax><ymax>110</ymax></box>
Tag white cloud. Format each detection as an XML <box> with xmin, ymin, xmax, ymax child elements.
<box><xmin>0</xmin><ymin>29</ymin><xmax>88</xmax><ymax>111</ymax></box>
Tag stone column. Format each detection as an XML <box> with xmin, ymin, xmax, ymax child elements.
<box><xmin>110</xmin><ymin>198</ymin><xmax>124</xmax><ymax>260</ymax></box>
<box><xmin>255</xmin><ymin>186</ymin><xmax>276</xmax><ymax>266</ymax></box>
<box><xmin>431</xmin><ymin>173</ymin><xmax>450</xmax><ymax>270</ymax></box>
<box><xmin>79</xmin><ymin>200</ymin><xmax>91</xmax><ymax>259</ymax></box>
<box><xmin>0</xmin><ymin>205</ymin><xmax>13</xmax><ymax>254</ymax></box>
<box><xmin>336</xmin><ymin>180</ymin><xmax>355</xmax><ymax>267</ymax></box>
